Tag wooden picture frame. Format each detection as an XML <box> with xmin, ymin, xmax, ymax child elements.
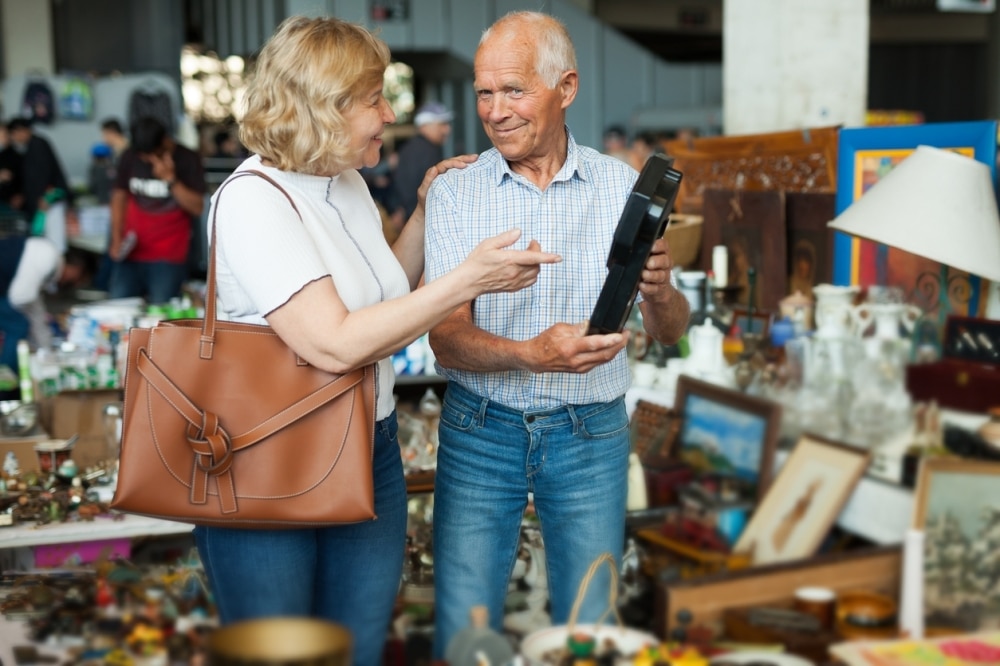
<box><xmin>912</xmin><ymin>456</ymin><xmax>1000</xmax><ymax>632</ymax></box>
<box><xmin>673</xmin><ymin>375</ymin><xmax>782</xmax><ymax>502</ymax></box>
<box><xmin>733</xmin><ymin>434</ymin><xmax>870</xmax><ymax>565</ymax></box>
<box><xmin>728</xmin><ymin>307</ymin><xmax>773</xmax><ymax>338</ymax></box>
<box><xmin>832</xmin><ymin>120</ymin><xmax>998</xmax><ymax>318</ymax></box>
<box><xmin>700</xmin><ymin>188</ymin><xmax>788</xmax><ymax>313</ymax></box>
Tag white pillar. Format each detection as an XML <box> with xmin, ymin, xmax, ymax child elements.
<box><xmin>0</xmin><ymin>0</ymin><xmax>55</xmax><ymax>77</ymax></box>
<box><xmin>723</xmin><ymin>0</ymin><xmax>869</xmax><ymax>135</ymax></box>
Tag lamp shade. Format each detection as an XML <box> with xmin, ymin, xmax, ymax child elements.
<box><xmin>828</xmin><ymin>144</ymin><xmax>1000</xmax><ymax>282</ymax></box>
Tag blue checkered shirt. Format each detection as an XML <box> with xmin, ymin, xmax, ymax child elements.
<box><xmin>424</xmin><ymin>130</ymin><xmax>639</xmax><ymax>410</ymax></box>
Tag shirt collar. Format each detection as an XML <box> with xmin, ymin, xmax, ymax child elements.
<box><xmin>488</xmin><ymin>126</ymin><xmax>585</xmax><ymax>186</ymax></box>
<box><xmin>239</xmin><ymin>154</ymin><xmax>340</xmax><ymax>197</ymax></box>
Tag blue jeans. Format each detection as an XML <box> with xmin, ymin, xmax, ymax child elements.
<box><xmin>194</xmin><ymin>413</ymin><xmax>407</xmax><ymax>666</ymax></box>
<box><xmin>109</xmin><ymin>260</ymin><xmax>188</xmax><ymax>304</ymax></box>
<box><xmin>432</xmin><ymin>382</ymin><xmax>630</xmax><ymax>658</ymax></box>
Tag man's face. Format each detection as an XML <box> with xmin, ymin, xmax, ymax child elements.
<box><xmin>421</xmin><ymin>121</ymin><xmax>451</xmax><ymax>146</ymax></box>
<box><xmin>10</xmin><ymin>127</ymin><xmax>30</xmax><ymax>151</ymax></box>
<box><xmin>473</xmin><ymin>33</ymin><xmax>575</xmax><ymax>165</ymax></box>
<box><xmin>137</xmin><ymin>141</ymin><xmax>171</xmax><ymax>164</ymax></box>
<box><xmin>101</xmin><ymin>129</ymin><xmax>124</xmax><ymax>149</ymax></box>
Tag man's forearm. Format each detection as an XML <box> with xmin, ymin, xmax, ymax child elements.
<box><xmin>170</xmin><ymin>181</ymin><xmax>204</xmax><ymax>217</ymax></box>
<box><xmin>639</xmin><ymin>287</ymin><xmax>690</xmax><ymax>345</ymax></box>
<box><xmin>109</xmin><ymin>191</ymin><xmax>127</xmax><ymax>244</ymax></box>
<box><xmin>429</xmin><ymin>315</ymin><xmax>527</xmax><ymax>373</ymax></box>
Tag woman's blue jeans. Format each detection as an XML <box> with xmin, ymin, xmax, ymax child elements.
<box><xmin>194</xmin><ymin>413</ymin><xmax>407</xmax><ymax>666</ymax></box>
<box><xmin>432</xmin><ymin>381</ymin><xmax>630</xmax><ymax>659</ymax></box>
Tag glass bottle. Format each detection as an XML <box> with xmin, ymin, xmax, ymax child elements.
<box><xmin>444</xmin><ymin>606</ymin><xmax>515</xmax><ymax>666</ymax></box>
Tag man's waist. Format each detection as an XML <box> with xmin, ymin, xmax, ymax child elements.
<box><xmin>438</xmin><ymin>365</ymin><xmax>627</xmax><ymax>411</ymax></box>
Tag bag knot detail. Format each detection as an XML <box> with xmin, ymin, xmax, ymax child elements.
<box><xmin>187</xmin><ymin>411</ymin><xmax>238</xmax><ymax>513</ymax></box>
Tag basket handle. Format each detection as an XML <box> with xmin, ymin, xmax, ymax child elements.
<box><xmin>566</xmin><ymin>552</ymin><xmax>624</xmax><ymax>633</ymax></box>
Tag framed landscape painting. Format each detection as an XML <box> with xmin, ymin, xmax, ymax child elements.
<box><xmin>913</xmin><ymin>457</ymin><xmax>1000</xmax><ymax>633</ymax></box>
<box><xmin>673</xmin><ymin>375</ymin><xmax>782</xmax><ymax>502</ymax></box>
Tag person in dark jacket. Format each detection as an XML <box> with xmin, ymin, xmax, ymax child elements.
<box><xmin>7</xmin><ymin>117</ymin><xmax>73</xmax><ymax>222</ymax></box>
<box><xmin>0</xmin><ymin>124</ymin><xmax>24</xmax><ymax>213</ymax></box>
<box><xmin>390</xmin><ymin>102</ymin><xmax>453</xmax><ymax>228</ymax></box>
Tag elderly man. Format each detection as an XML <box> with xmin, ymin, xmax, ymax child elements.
<box><xmin>424</xmin><ymin>10</ymin><xmax>690</xmax><ymax>657</ymax></box>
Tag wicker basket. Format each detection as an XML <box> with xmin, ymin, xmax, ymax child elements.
<box><xmin>664</xmin><ymin>214</ymin><xmax>703</xmax><ymax>269</ymax></box>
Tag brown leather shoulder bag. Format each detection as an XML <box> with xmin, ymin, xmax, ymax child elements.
<box><xmin>111</xmin><ymin>170</ymin><xmax>376</xmax><ymax>527</ymax></box>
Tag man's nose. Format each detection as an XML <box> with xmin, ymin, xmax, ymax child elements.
<box><xmin>485</xmin><ymin>96</ymin><xmax>509</xmax><ymax>121</ymax></box>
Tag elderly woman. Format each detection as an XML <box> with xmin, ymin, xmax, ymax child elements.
<box><xmin>194</xmin><ymin>16</ymin><xmax>559</xmax><ymax>665</ymax></box>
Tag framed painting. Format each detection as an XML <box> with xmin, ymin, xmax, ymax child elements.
<box><xmin>733</xmin><ymin>434</ymin><xmax>870</xmax><ymax>565</ymax></box>
<box><xmin>831</xmin><ymin>120</ymin><xmax>998</xmax><ymax>318</ymax></box>
<box><xmin>672</xmin><ymin>375</ymin><xmax>782</xmax><ymax>503</ymax></box>
<box><xmin>728</xmin><ymin>307</ymin><xmax>773</xmax><ymax>338</ymax></box>
<box><xmin>913</xmin><ymin>457</ymin><xmax>1000</xmax><ymax>633</ymax></box>
<box><xmin>786</xmin><ymin>192</ymin><xmax>836</xmax><ymax>300</ymax></box>
<box><xmin>700</xmin><ymin>188</ymin><xmax>788</xmax><ymax>313</ymax></box>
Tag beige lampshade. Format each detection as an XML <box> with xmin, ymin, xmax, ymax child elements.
<box><xmin>828</xmin><ymin>144</ymin><xmax>1000</xmax><ymax>283</ymax></box>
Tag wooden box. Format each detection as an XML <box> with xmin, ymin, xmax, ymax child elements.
<box><xmin>905</xmin><ymin>315</ymin><xmax>1000</xmax><ymax>413</ymax></box>
<box><xmin>906</xmin><ymin>359</ymin><xmax>1000</xmax><ymax>413</ymax></box>
<box><xmin>37</xmin><ymin>389</ymin><xmax>122</xmax><ymax>469</ymax></box>
<box><xmin>654</xmin><ymin>545</ymin><xmax>902</xmax><ymax>639</ymax></box>
<box><xmin>0</xmin><ymin>433</ymin><xmax>51</xmax><ymax>474</ymax></box>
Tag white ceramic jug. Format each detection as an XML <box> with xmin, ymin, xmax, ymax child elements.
<box><xmin>852</xmin><ymin>302</ymin><xmax>923</xmax><ymax>340</ymax></box>
<box><xmin>813</xmin><ymin>284</ymin><xmax>860</xmax><ymax>339</ymax></box>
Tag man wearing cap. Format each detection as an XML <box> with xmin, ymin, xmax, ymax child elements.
<box><xmin>391</xmin><ymin>101</ymin><xmax>453</xmax><ymax>225</ymax></box>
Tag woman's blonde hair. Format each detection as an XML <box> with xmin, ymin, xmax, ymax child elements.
<box><xmin>240</xmin><ymin>16</ymin><xmax>390</xmax><ymax>175</ymax></box>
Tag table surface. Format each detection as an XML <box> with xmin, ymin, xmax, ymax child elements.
<box><xmin>0</xmin><ymin>398</ymin><xmax>989</xmax><ymax>551</ymax></box>
<box><xmin>0</xmin><ymin>512</ymin><xmax>193</xmax><ymax>549</ymax></box>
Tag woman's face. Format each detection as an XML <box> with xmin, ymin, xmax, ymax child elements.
<box><xmin>345</xmin><ymin>81</ymin><xmax>395</xmax><ymax>171</ymax></box>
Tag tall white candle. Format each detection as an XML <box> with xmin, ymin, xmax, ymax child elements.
<box><xmin>899</xmin><ymin>528</ymin><xmax>925</xmax><ymax>639</ymax></box>
<box><xmin>712</xmin><ymin>245</ymin><xmax>728</xmax><ymax>288</ymax></box>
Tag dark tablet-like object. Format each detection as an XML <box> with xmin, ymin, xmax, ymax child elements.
<box><xmin>588</xmin><ymin>153</ymin><xmax>683</xmax><ymax>335</ymax></box>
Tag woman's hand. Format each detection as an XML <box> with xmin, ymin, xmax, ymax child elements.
<box><xmin>411</xmin><ymin>154</ymin><xmax>478</xmax><ymax>222</ymax></box>
<box><xmin>459</xmin><ymin>230</ymin><xmax>561</xmax><ymax>296</ymax></box>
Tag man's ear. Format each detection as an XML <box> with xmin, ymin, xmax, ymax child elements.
<box><xmin>559</xmin><ymin>70</ymin><xmax>579</xmax><ymax>110</ymax></box>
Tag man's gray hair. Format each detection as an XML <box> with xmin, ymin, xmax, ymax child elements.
<box><xmin>480</xmin><ymin>11</ymin><xmax>577</xmax><ymax>88</ymax></box>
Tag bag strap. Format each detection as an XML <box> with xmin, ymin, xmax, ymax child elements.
<box><xmin>167</xmin><ymin>169</ymin><xmax>363</xmax><ymax>512</ymax></box>
<box><xmin>201</xmin><ymin>169</ymin><xmax>302</xmax><ymax>359</ymax></box>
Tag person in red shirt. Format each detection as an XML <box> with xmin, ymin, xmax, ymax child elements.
<box><xmin>109</xmin><ymin>116</ymin><xmax>205</xmax><ymax>303</ymax></box>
